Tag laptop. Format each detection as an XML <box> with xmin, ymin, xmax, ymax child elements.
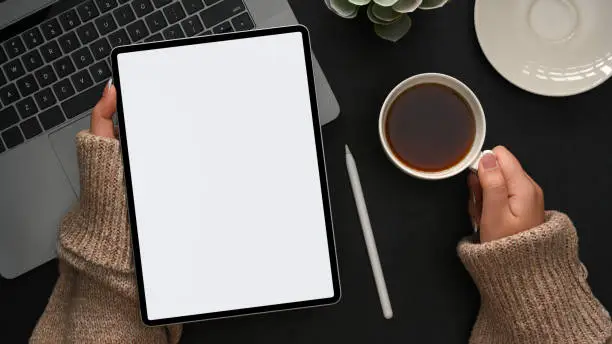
<box><xmin>0</xmin><ymin>0</ymin><xmax>340</xmax><ymax>279</ymax></box>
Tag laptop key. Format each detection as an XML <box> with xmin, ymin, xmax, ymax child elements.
<box><xmin>96</xmin><ymin>0</ymin><xmax>119</xmax><ymax>13</ymax></box>
<box><xmin>231</xmin><ymin>12</ymin><xmax>253</xmax><ymax>31</ymax></box>
<box><xmin>119</xmin><ymin>0</ymin><xmax>130</xmax><ymax>3</ymax></box>
<box><xmin>1</xmin><ymin>126</ymin><xmax>24</xmax><ymax>149</ymax></box>
<box><xmin>199</xmin><ymin>30</ymin><xmax>212</xmax><ymax>36</ymax></box>
<box><xmin>153</xmin><ymin>0</ymin><xmax>172</xmax><ymax>7</ymax></box>
<box><xmin>203</xmin><ymin>0</ymin><xmax>221</xmax><ymax>5</ymax></box>
<box><xmin>59</xmin><ymin>9</ymin><xmax>82</xmax><ymax>31</ymax></box>
<box><xmin>77</xmin><ymin>0</ymin><xmax>100</xmax><ymax>22</ymax></box>
<box><xmin>0</xmin><ymin>46</ymin><xmax>7</xmax><ymax>65</ymax></box>
<box><xmin>40</xmin><ymin>40</ymin><xmax>62</xmax><ymax>63</ymax></box>
<box><xmin>77</xmin><ymin>22</ymin><xmax>100</xmax><ymax>45</ymax></box>
<box><xmin>108</xmin><ymin>29</ymin><xmax>131</xmax><ymax>47</ymax></box>
<box><xmin>144</xmin><ymin>33</ymin><xmax>164</xmax><ymax>42</ymax></box>
<box><xmin>53</xmin><ymin>57</ymin><xmax>76</xmax><ymax>79</ymax></box>
<box><xmin>0</xmin><ymin>84</ymin><xmax>19</xmax><ymax>105</ymax></box>
<box><xmin>22</xmin><ymin>50</ymin><xmax>44</xmax><ymax>71</ymax></box>
<box><xmin>89</xmin><ymin>61</ymin><xmax>111</xmax><ymax>83</ymax></box>
<box><xmin>91</xmin><ymin>38</ymin><xmax>112</xmax><ymax>60</ymax></box>
<box><xmin>1</xmin><ymin>63</ymin><xmax>21</xmax><ymax>86</ymax></box>
<box><xmin>163</xmin><ymin>24</ymin><xmax>185</xmax><ymax>40</ymax></box>
<box><xmin>71</xmin><ymin>47</ymin><xmax>94</xmax><ymax>70</ymax></box>
<box><xmin>62</xmin><ymin>82</ymin><xmax>106</xmax><ymax>119</ymax></box>
<box><xmin>16</xmin><ymin>97</ymin><xmax>39</xmax><ymax>119</ymax></box>
<box><xmin>96</xmin><ymin>13</ymin><xmax>118</xmax><ymax>36</ymax></box>
<box><xmin>127</xmin><ymin>20</ymin><xmax>150</xmax><ymax>41</ymax></box>
<box><xmin>38</xmin><ymin>105</ymin><xmax>65</xmax><ymax>130</ymax></box>
<box><xmin>53</xmin><ymin>79</ymin><xmax>76</xmax><ymax>101</ymax></box>
<box><xmin>182</xmin><ymin>0</ymin><xmax>204</xmax><ymax>15</ymax></box>
<box><xmin>71</xmin><ymin>70</ymin><xmax>94</xmax><ymax>92</ymax></box>
<box><xmin>133</xmin><ymin>0</ymin><xmax>155</xmax><ymax>17</ymax></box>
<box><xmin>41</xmin><ymin>18</ymin><xmax>63</xmax><ymax>40</ymax></box>
<box><xmin>200</xmin><ymin>0</ymin><xmax>245</xmax><ymax>29</ymax></box>
<box><xmin>0</xmin><ymin>72</ymin><xmax>6</xmax><ymax>87</ymax></box>
<box><xmin>181</xmin><ymin>16</ymin><xmax>204</xmax><ymax>36</ymax></box>
<box><xmin>145</xmin><ymin>10</ymin><xmax>168</xmax><ymax>33</ymax></box>
<box><xmin>114</xmin><ymin>4</ymin><xmax>137</xmax><ymax>26</ymax></box>
<box><xmin>16</xmin><ymin>75</ymin><xmax>39</xmax><ymax>97</ymax></box>
<box><xmin>3</xmin><ymin>60</ymin><xmax>25</xmax><ymax>80</ymax></box>
<box><xmin>0</xmin><ymin>106</ymin><xmax>19</xmax><ymax>131</ymax></box>
<box><xmin>0</xmin><ymin>139</ymin><xmax>4</xmax><ymax>153</ymax></box>
<box><xmin>35</xmin><ymin>66</ymin><xmax>58</xmax><ymax>88</ymax></box>
<box><xmin>34</xmin><ymin>88</ymin><xmax>57</xmax><ymax>110</ymax></box>
<box><xmin>212</xmin><ymin>21</ymin><xmax>232</xmax><ymax>34</ymax></box>
<box><xmin>58</xmin><ymin>31</ymin><xmax>81</xmax><ymax>54</ymax></box>
<box><xmin>4</xmin><ymin>36</ymin><xmax>26</xmax><ymax>59</ymax></box>
<box><xmin>20</xmin><ymin>117</ymin><xmax>43</xmax><ymax>139</ymax></box>
<box><xmin>164</xmin><ymin>3</ymin><xmax>186</xmax><ymax>24</ymax></box>
<box><xmin>22</xmin><ymin>27</ymin><xmax>44</xmax><ymax>49</ymax></box>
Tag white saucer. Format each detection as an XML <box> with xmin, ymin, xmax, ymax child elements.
<box><xmin>474</xmin><ymin>0</ymin><xmax>612</xmax><ymax>97</ymax></box>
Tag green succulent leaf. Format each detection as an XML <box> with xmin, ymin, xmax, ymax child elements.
<box><xmin>367</xmin><ymin>3</ymin><xmax>390</xmax><ymax>24</ymax></box>
<box><xmin>418</xmin><ymin>0</ymin><xmax>449</xmax><ymax>10</ymax></box>
<box><xmin>374</xmin><ymin>14</ymin><xmax>412</xmax><ymax>42</ymax></box>
<box><xmin>327</xmin><ymin>0</ymin><xmax>446</xmax><ymax>41</ymax></box>
<box><xmin>372</xmin><ymin>3</ymin><xmax>402</xmax><ymax>21</ymax></box>
<box><xmin>392</xmin><ymin>0</ymin><xmax>422</xmax><ymax>13</ymax></box>
<box><xmin>330</xmin><ymin>0</ymin><xmax>359</xmax><ymax>18</ymax></box>
<box><xmin>373</xmin><ymin>0</ymin><xmax>400</xmax><ymax>7</ymax></box>
<box><xmin>348</xmin><ymin>0</ymin><xmax>372</xmax><ymax>5</ymax></box>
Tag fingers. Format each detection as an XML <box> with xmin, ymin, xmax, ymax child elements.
<box><xmin>468</xmin><ymin>172</ymin><xmax>482</xmax><ymax>204</ymax></box>
<box><xmin>478</xmin><ymin>150</ymin><xmax>510</xmax><ymax>225</ymax></box>
<box><xmin>493</xmin><ymin>146</ymin><xmax>535</xmax><ymax>197</ymax></box>
<box><xmin>493</xmin><ymin>146</ymin><xmax>544</xmax><ymax>217</ymax></box>
<box><xmin>91</xmin><ymin>79</ymin><xmax>116</xmax><ymax>138</ymax></box>
<box><xmin>525</xmin><ymin>172</ymin><xmax>544</xmax><ymax>198</ymax></box>
<box><xmin>468</xmin><ymin>172</ymin><xmax>482</xmax><ymax>224</ymax></box>
<box><xmin>473</xmin><ymin>146</ymin><xmax>546</xmax><ymax>242</ymax></box>
<box><xmin>468</xmin><ymin>199</ymin><xmax>477</xmax><ymax>232</ymax></box>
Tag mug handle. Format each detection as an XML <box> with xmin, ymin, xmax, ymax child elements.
<box><xmin>468</xmin><ymin>150</ymin><xmax>494</xmax><ymax>172</ymax></box>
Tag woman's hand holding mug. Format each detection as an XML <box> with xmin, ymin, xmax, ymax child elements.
<box><xmin>469</xmin><ymin>146</ymin><xmax>545</xmax><ymax>243</ymax></box>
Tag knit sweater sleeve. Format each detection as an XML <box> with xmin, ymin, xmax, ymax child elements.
<box><xmin>58</xmin><ymin>131</ymin><xmax>134</xmax><ymax>294</ymax></box>
<box><xmin>30</xmin><ymin>131</ymin><xmax>181</xmax><ymax>344</ymax></box>
<box><xmin>458</xmin><ymin>211</ymin><xmax>612</xmax><ymax>344</ymax></box>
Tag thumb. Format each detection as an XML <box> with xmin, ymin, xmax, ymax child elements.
<box><xmin>478</xmin><ymin>150</ymin><xmax>510</xmax><ymax>226</ymax></box>
<box><xmin>90</xmin><ymin>79</ymin><xmax>117</xmax><ymax>138</ymax></box>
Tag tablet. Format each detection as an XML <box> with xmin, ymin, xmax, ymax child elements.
<box><xmin>111</xmin><ymin>26</ymin><xmax>340</xmax><ymax>326</ymax></box>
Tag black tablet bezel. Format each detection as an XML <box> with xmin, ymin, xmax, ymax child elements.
<box><xmin>111</xmin><ymin>25</ymin><xmax>340</xmax><ymax>326</ymax></box>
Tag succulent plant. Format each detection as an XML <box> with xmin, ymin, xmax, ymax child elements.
<box><xmin>325</xmin><ymin>0</ymin><xmax>450</xmax><ymax>42</ymax></box>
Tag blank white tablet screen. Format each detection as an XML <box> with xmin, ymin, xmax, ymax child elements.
<box><xmin>117</xmin><ymin>32</ymin><xmax>335</xmax><ymax>320</ymax></box>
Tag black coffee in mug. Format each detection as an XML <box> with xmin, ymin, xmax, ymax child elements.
<box><xmin>384</xmin><ymin>83</ymin><xmax>476</xmax><ymax>172</ymax></box>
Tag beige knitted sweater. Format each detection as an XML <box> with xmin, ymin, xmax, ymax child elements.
<box><xmin>30</xmin><ymin>132</ymin><xmax>181</xmax><ymax>344</ymax></box>
<box><xmin>30</xmin><ymin>132</ymin><xmax>611</xmax><ymax>343</ymax></box>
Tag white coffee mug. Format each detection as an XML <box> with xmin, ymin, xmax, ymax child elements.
<box><xmin>379</xmin><ymin>73</ymin><xmax>488</xmax><ymax>180</ymax></box>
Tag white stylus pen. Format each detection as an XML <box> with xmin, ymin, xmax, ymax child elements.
<box><xmin>345</xmin><ymin>145</ymin><xmax>393</xmax><ymax>320</ymax></box>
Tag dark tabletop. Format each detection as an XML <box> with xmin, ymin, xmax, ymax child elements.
<box><xmin>3</xmin><ymin>0</ymin><xmax>612</xmax><ymax>342</ymax></box>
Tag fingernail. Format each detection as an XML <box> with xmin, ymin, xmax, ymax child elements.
<box><xmin>102</xmin><ymin>78</ymin><xmax>113</xmax><ymax>96</ymax></box>
<box><xmin>481</xmin><ymin>151</ymin><xmax>498</xmax><ymax>170</ymax></box>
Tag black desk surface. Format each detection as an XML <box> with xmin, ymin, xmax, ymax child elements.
<box><xmin>2</xmin><ymin>0</ymin><xmax>612</xmax><ymax>342</ymax></box>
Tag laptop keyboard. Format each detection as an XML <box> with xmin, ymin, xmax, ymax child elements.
<box><xmin>0</xmin><ymin>0</ymin><xmax>254</xmax><ymax>154</ymax></box>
